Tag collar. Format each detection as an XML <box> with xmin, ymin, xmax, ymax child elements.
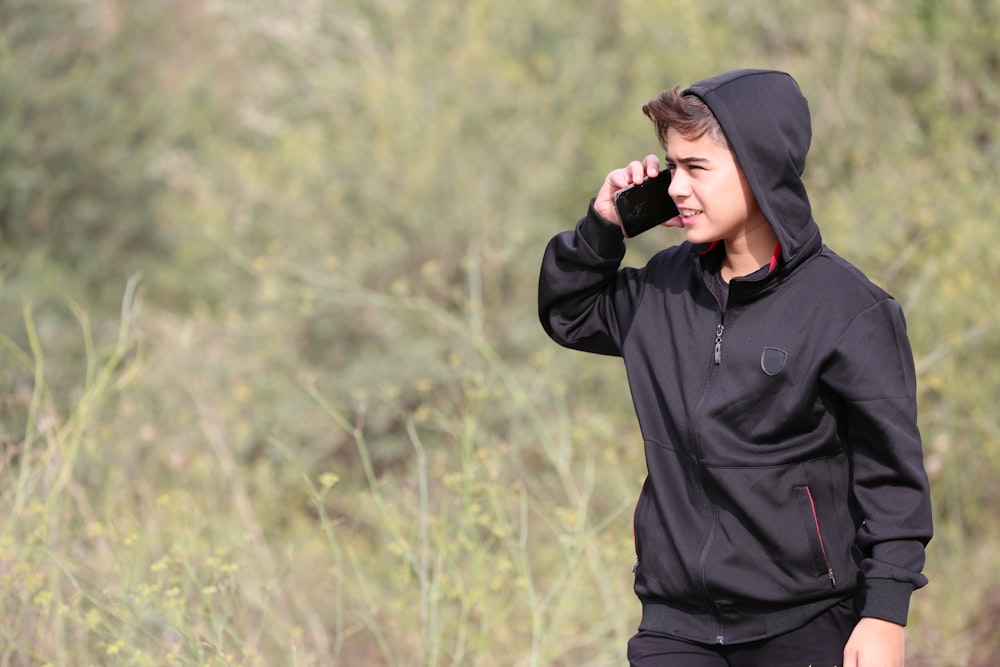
<box><xmin>696</xmin><ymin>241</ymin><xmax>783</xmax><ymax>274</ymax></box>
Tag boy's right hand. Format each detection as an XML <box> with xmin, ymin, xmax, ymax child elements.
<box><xmin>594</xmin><ymin>154</ymin><xmax>675</xmax><ymax>231</ymax></box>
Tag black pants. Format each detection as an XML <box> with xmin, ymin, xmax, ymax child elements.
<box><xmin>627</xmin><ymin>598</ymin><xmax>858</xmax><ymax>667</ymax></box>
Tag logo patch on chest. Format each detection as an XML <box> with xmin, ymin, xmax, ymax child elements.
<box><xmin>760</xmin><ymin>347</ymin><xmax>788</xmax><ymax>376</ymax></box>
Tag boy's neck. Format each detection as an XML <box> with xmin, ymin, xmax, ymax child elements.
<box><xmin>720</xmin><ymin>226</ymin><xmax>779</xmax><ymax>282</ymax></box>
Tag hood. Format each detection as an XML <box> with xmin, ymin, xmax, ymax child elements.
<box><xmin>683</xmin><ymin>69</ymin><xmax>821</xmax><ymax>268</ymax></box>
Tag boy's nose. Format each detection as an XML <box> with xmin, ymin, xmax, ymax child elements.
<box><xmin>668</xmin><ymin>171</ymin><xmax>689</xmax><ymax>199</ymax></box>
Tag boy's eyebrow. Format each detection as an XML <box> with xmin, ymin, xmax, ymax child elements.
<box><xmin>665</xmin><ymin>155</ymin><xmax>711</xmax><ymax>165</ymax></box>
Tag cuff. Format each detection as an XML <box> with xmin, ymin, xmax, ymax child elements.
<box><xmin>578</xmin><ymin>199</ymin><xmax>626</xmax><ymax>259</ymax></box>
<box><xmin>861</xmin><ymin>578</ymin><xmax>916</xmax><ymax>626</ymax></box>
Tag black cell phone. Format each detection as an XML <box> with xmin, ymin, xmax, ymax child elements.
<box><xmin>613</xmin><ymin>172</ymin><xmax>679</xmax><ymax>238</ymax></box>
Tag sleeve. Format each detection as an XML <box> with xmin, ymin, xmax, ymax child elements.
<box><xmin>821</xmin><ymin>297</ymin><xmax>933</xmax><ymax>626</ymax></box>
<box><xmin>537</xmin><ymin>200</ymin><xmax>637</xmax><ymax>356</ymax></box>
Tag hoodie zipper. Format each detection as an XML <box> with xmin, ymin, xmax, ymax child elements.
<box><xmin>805</xmin><ymin>486</ymin><xmax>837</xmax><ymax>588</ymax></box>
<box><xmin>713</xmin><ymin>317</ymin><xmax>725</xmax><ymax>365</ymax></box>
<box><xmin>696</xmin><ymin>310</ymin><xmax>727</xmax><ymax>642</ymax></box>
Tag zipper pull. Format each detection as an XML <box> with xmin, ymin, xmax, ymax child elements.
<box><xmin>633</xmin><ymin>559</ymin><xmax>640</xmax><ymax>574</ymax></box>
<box><xmin>828</xmin><ymin>569</ymin><xmax>837</xmax><ymax>588</ymax></box>
<box><xmin>714</xmin><ymin>322</ymin><xmax>725</xmax><ymax>365</ymax></box>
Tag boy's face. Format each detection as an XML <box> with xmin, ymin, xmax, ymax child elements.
<box><xmin>664</xmin><ymin>127</ymin><xmax>768</xmax><ymax>247</ymax></box>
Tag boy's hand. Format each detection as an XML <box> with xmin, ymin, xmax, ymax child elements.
<box><xmin>843</xmin><ymin>617</ymin><xmax>905</xmax><ymax>667</ymax></box>
<box><xmin>595</xmin><ymin>154</ymin><xmax>681</xmax><ymax>231</ymax></box>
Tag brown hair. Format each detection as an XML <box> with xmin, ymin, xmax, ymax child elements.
<box><xmin>642</xmin><ymin>86</ymin><xmax>729</xmax><ymax>149</ymax></box>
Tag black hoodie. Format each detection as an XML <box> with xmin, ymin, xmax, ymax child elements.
<box><xmin>538</xmin><ymin>70</ymin><xmax>932</xmax><ymax>645</ymax></box>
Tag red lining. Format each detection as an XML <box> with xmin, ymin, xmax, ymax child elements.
<box><xmin>805</xmin><ymin>486</ymin><xmax>831</xmax><ymax>568</ymax></box>
<box><xmin>768</xmin><ymin>242</ymin><xmax>782</xmax><ymax>273</ymax></box>
<box><xmin>697</xmin><ymin>241</ymin><xmax>782</xmax><ymax>272</ymax></box>
<box><xmin>697</xmin><ymin>241</ymin><xmax>720</xmax><ymax>256</ymax></box>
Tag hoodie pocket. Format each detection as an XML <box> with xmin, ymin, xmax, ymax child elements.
<box><xmin>632</xmin><ymin>478</ymin><xmax>649</xmax><ymax>572</ymax></box>
<box><xmin>797</xmin><ymin>485</ymin><xmax>837</xmax><ymax>589</ymax></box>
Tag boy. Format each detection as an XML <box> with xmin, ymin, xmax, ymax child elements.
<box><xmin>538</xmin><ymin>70</ymin><xmax>932</xmax><ymax>666</ymax></box>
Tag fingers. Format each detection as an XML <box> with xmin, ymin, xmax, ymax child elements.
<box><xmin>617</xmin><ymin>155</ymin><xmax>661</xmax><ymax>189</ymax></box>
<box><xmin>606</xmin><ymin>155</ymin><xmax>661</xmax><ymax>191</ymax></box>
<box><xmin>625</xmin><ymin>156</ymin><xmax>659</xmax><ymax>185</ymax></box>
<box><xmin>594</xmin><ymin>154</ymin><xmax>664</xmax><ymax>227</ymax></box>
<box><xmin>641</xmin><ymin>153</ymin><xmax>661</xmax><ymax>178</ymax></box>
<box><xmin>660</xmin><ymin>214</ymin><xmax>684</xmax><ymax>229</ymax></box>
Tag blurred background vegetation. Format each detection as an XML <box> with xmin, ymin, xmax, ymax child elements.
<box><xmin>1</xmin><ymin>0</ymin><xmax>998</xmax><ymax>664</ymax></box>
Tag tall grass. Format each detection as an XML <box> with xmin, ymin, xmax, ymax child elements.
<box><xmin>0</xmin><ymin>274</ymin><xmax>644</xmax><ymax>665</ymax></box>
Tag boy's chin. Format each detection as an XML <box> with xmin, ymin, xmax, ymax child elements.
<box><xmin>683</xmin><ymin>229</ymin><xmax>718</xmax><ymax>246</ymax></box>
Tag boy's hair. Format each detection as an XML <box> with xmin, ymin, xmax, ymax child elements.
<box><xmin>642</xmin><ymin>87</ymin><xmax>729</xmax><ymax>149</ymax></box>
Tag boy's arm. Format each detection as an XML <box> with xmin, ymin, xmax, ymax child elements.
<box><xmin>538</xmin><ymin>155</ymin><xmax>668</xmax><ymax>356</ymax></box>
<box><xmin>822</xmin><ymin>297</ymin><xmax>932</xmax><ymax>625</ymax></box>
<box><xmin>537</xmin><ymin>200</ymin><xmax>629</xmax><ymax>356</ymax></box>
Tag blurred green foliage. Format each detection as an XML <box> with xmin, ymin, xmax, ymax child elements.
<box><xmin>1</xmin><ymin>0</ymin><xmax>998</xmax><ymax>664</ymax></box>
<box><xmin>0</xmin><ymin>0</ymin><xmax>222</xmax><ymax>306</ymax></box>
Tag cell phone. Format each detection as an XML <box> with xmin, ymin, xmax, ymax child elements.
<box><xmin>613</xmin><ymin>173</ymin><xmax>680</xmax><ymax>238</ymax></box>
